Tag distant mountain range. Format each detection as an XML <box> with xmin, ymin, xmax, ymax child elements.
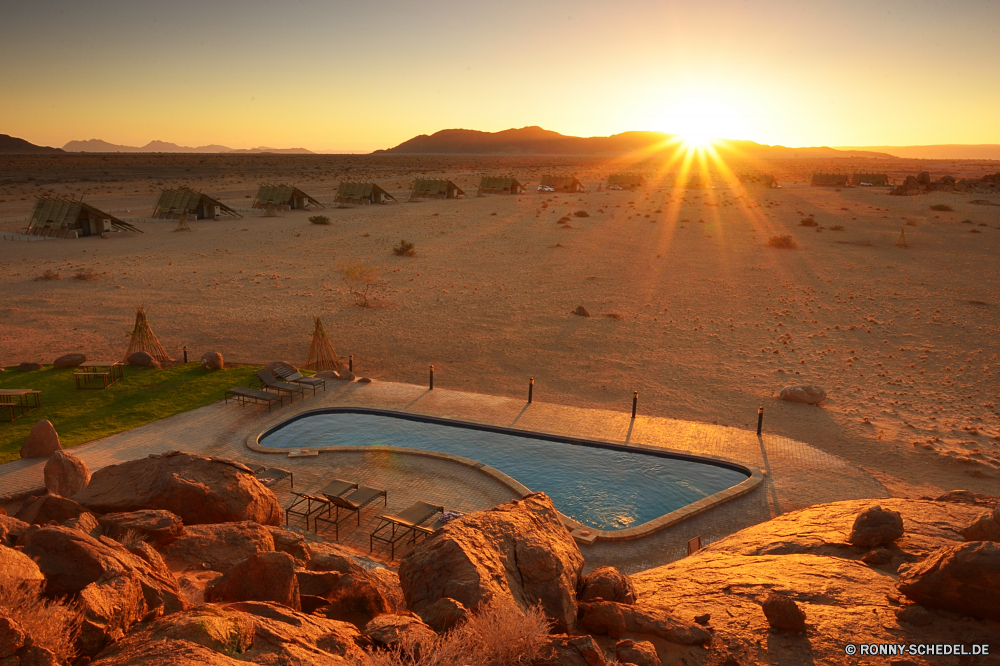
<box><xmin>61</xmin><ymin>139</ymin><xmax>314</xmax><ymax>154</ymax></box>
<box><xmin>0</xmin><ymin>134</ymin><xmax>64</xmax><ymax>154</ymax></box>
<box><xmin>375</xmin><ymin>126</ymin><xmax>894</xmax><ymax>158</ymax></box>
<box><xmin>835</xmin><ymin>144</ymin><xmax>1000</xmax><ymax>160</ymax></box>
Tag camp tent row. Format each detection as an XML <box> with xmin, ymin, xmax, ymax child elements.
<box><xmin>607</xmin><ymin>174</ymin><xmax>645</xmax><ymax>190</ymax></box>
<box><xmin>26</xmin><ymin>197</ymin><xmax>141</xmax><ymax>238</ymax></box>
<box><xmin>409</xmin><ymin>179</ymin><xmax>465</xmax><ymax>200</ymax></box>
<box><xmin>253</xmin><ymin>184</ymin><xmax>324</xmax><ymax>210</ymax></box>
<box><xmin>737</xmin><ymin>171</ymin><xmax>778</xmax><ymax>188</ymax></box>
<box><xmin>811</xmin><ymin>173</ymin><xmax>850</xmax><ymax>187</ymax></box>
<box><xmin>152</xmin><ymin>188</ymin><xmax>241</xmax><ymax>220</ymax></box>
<box><xmin>540</xmin><ymin>175</ymin><xmax>586</xmax><ymax>193</ymax></box>
<box><xmin>334</xmin><ymin>182</ymin><xmax>396</xmax><ymax>205</ymax></box>
<box><xmin>852</xmin><ymin>172</ymin><xmax>890</xmax><ymax>186</ymax></box>
<box><xmin>476</xmin><ymin>177</ymin><xmax>524</xmax><ymax>196</ymax></box>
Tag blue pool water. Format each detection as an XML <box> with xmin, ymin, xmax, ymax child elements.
<box><xmin>260</xmin><ymin>410</ymin><xmax>748</xmax><ymax>531</ymax></box>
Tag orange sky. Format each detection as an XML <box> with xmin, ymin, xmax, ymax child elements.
<box><xmin>3</xmin><ymin>0</ymin><xmax>999</xmax><ymax>152</ymax></box>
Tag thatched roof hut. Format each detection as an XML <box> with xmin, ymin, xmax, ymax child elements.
<box><xmin>540</xmin><ymin>175</ymin><xmax>585</xmax><ymax>192</ymax></box>
<box><xmin>852</xmin><ymin>172</ymin><xmax>889</xmax><ymax>186</ymax></box>
<box><xmin>811</xmin><ymin>173</ymin><xmax>849</xmax><ymax>187</ymax></box>
<box><xmin>153</xmin><ymin>188</ymin><xmax>241</xmax><ymax>219</ymax></box>
<box><xmin>335</xmin><ymin>182</ymin><xmax>396</xmax><ymax>205</ymax></box>
<box><xmin>607</xmin><ymin>174</ymin><xmax>645</xmax><ymax>190</ymax></box>
<box><xmin>26</xmin><ymin>197</ymin><xmax>141</xmax><ymax>238</ymax></box>
<box><xmin>409</xmin><ymin>179</ymin><xmax>465</xmax><ymax>200</ymax></box>
<box><xmin>252</xmin><ymin>184</ymin><xmax>323</xmax><ymax>210</ymax></box>
<box><xmin>476</xmin><ymin>177</ymin><xmax>524</xmax><ymax>196</ymax></box>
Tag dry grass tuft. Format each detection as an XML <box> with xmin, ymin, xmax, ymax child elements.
<box><xmin>829</xmin><ymin>225</ymin><xmax>845</xmax><ymax>231</ymax></box>
<box><xmin>930</xmin><ymin>204</ymin><xmax>953</xmax><ymax>211</ymax></box>
<box><xmin>35</xmin><ymin>269</ymin><xmax>61</xmax><ymax>281</ymax></box>
<box><xmin>392</xmin><ymin>240</ymin><xmax>416</xmax><ymax>257</ymax></box>
<box><xmin>799</xmin><ymin>217</ymin><xmax>818</xmax><ymax>227</ymax></box>
<box><xmin>767</xmin><ymin>235</ymin><xmax>797</xmax><ymax>249</ymax></box>
<box><xmin>604</xmin><ymin>313</ymin><xmax>623</xmax><ymax>321</ymax></box>
<box><xmin>0</xmin><ymin>582</ymin><xmax>81</xmax><ymax>663</ymax></box>
<box><xmin>309</xmin><ymin>215</ymin><xmax>332</xmax><ymax>225</ymax></box>
<box><xmin>73</xmin><ymin>268</ymin><xmax>100</xmax><ymax>280</ymax></box>
<box><xmin>111</xmin><ymin>527</ymin><xmax>147</xmax><ymax>549</ymax></box>
<box><xmin>573</xmin><ymin>210</ymin><xmax>589</xmax><ymax>218</ymax></box>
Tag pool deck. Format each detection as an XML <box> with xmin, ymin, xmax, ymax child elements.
<box><xmin>0</xmin><ymin>379</ymin><xmax>888</xmax><ymax>573</ymax></box>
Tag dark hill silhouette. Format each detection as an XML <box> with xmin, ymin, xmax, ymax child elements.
<box><xmin>0</xmin><ymin>134</ymin><xmax>64</xmax><ymax>154</ymax></box>
<box><xmin>62</xmin><ymin>139</ymin><xmax>314</xmax><ymax>154</ymax></box>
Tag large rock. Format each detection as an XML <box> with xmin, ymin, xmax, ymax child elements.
<box><xmin>201</xmin><ymin>352</ymin><xmax>224</xmax><ymax>370</ymax></box>
<box><xmin>20</xmin><ymin>420</ymin><xmax>61</xmax><ymax>459</ymax></box>
<box><xmin>126</xmin><ymin>351</ymin><xmax>160</xmax><ymax>369</ymax></box>
<box><xmin>398</xmin><ymin>493</ymin><xmax>584</xmax><ymax>633</ymax></box>
<box><xmin>917</xmin><ymin>171</ymin><xmax>931</xmax><ymax>185</ymax></box>
<box><xmin>266</xmin><ymin>525</ymin><xmax>311</xmax><ymax>564</ymax></box>
<box><xmin>206</xmin><ymin>551</ymin><xmax>300</xmax><ymax>610</ymax></box>
<box><xmin>18</xmin><ymin>362</ymin><xmax>43</xmax><ymax>372</ymax></box>
<box><xmin>847</xmin><ymin>505</ymin><xmax>904</xmax><ymax>548</ymax></box>
<box><xmin>578</xmin><ymin>566</ymin><xmax>636</xmax><ymax>604</ymax></box>
<box><xmin>43</xmin><ymin>450</ymin><xmax>91</xmax><ymax>497</ymax></box>
<box><xmin>14</xmin><ymin>494</ymin><xmax>89</xmax><ymax>525</ymax></box>
<box><xmin>778</xmin><ymin>385</ymin><xmax>826</xmax><ymax>404</ymax></box>
<box><xmin>98</xmin><ymin>510</ymin><xmax>184</xmax><ymax>547</ymax></box>
<box><xmin>160</xmin><ymin>521</ymin><xmax>275</xmax><ymax>573</ymax></box>
<box><xmin>20</xmin><ymin>526</ymin><xmax>185</xmax><ymax>657</ymax></box>
<box><xmin>577</xmin><ymin>601</ymin><xmax>710</xmax><ymax>645</ymax></box>
<box><xmin>306</xmin><ymin>542</ymin><xmax>368</xmax><ymax>574</ymax></box>
<box><xmin>0</xmin><ymin>544</ymin><xmax>45</xmax><ymax>591</ymax></box>
<box><xmin>364</xmin><ymin>615</ymin><xmax>437</xmax><ymax>657</ymax></box>
<box><xmin>0</xmin><ymin>610</ymin><xmax>63</xmax><ymax>666</ymax></box>
<box><xmin>418</xmin><ymin>597</ymin><xmax>469</xmax><ymax>633</ymax></box>
<box><xmin>961</xmin><ymin>507</ymin><xmax>1000</xmax><ymax>541</ymax></box>
<box><xmin>89</xmin><ymin>638</ymin><xmax>246</xmax><ymax>665</ymax></box>
<box><xmin>615</xmin><ymin>639</ymin><xmax>661</xmax><ymax>666</ymax></box>
<box><xmin>310</xmin><ymin>568</ymin><xmax>407</xmax><ymax>629</ymax></box>
<box><xmin>534</xmin><ymin>634</ymin><xmax>606</xmax><ymax>666</ymax></box>
<box><xmin>761</xmin><ymin>593</ymin><xmax>806</xmax><ymax>632</ymax></box>
<box><xmin>73</xmin><ymin>451</ymin><xmax>283</xmax><ymax>526</ymax></box>
<box><xmin>53</xmin><ymin>353</ymin><xmax>87</xmax><ymax>369</ymax></box>
<box><xmin>0</xmin><ymin>516</ymin><xmax>30</xmax><ymax>545</ymax></box>
<box><xmin>896</xmin><ymin>541</ymin><xmax>1000</xmax><ymax>621</ymax></box>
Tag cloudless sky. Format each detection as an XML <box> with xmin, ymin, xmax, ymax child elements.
<box><xmin>3</xmin><ymin>0</ymin><xmax>999</xmax><ymax>152</ymax></box>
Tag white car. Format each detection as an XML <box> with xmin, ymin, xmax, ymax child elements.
<box><xmin>608</xmin><ymin>185</ymin><xmax>624</xmax><ymax>191</ymax></box>
<box><xmin>537</xmin><ymin>185</ymin><xmax>555</xmax><ymax>192</ymax></box>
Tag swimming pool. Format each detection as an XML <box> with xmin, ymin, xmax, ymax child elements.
<box><xmin>259</xmin><ymin>409</ymin><xmax>750</xmax><ymax>532</ymax></box>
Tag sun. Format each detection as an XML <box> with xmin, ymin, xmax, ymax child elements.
<box><xmin>678</xmin><ymin>129</ymin><xmax>715</xmax><ymax>150</ymax></box>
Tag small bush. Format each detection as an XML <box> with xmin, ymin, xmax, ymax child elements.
<box><xmin>960</xmin><ymin>219</ymin><xmax>973</xmax><ymax>224</ymax></box>
<box><xmin>930</xmin><ymin>204</ymin><xmax>953</xmax><ymax>211</ymax></box>
<box><xmin>392</xmin><ymin>239</ymin><xmax>416</xmax><ymax>257</ymax></box>
<box><xmin>35</xmin><ymin>269</ymin><xmax>61</xmax><ymax>281</ymax></box>
<box><xmin>573</xmin><ymin>210</ymin><xmax>589</xmax><ymax>218</ymax></box>
<box><xmin>0</xmin><ymin>582</ymin><xmax>80</xmax><ymax>663</ymax></box>
<box><xmin>339</xmin><ymin>262</ymin><xmax>383</xmax><ymax>307</ymax></box>
<box><xmin>829</xmin><ymin>225</ymin><xmax>844</xmax><ymax>231</ymax></box>
<box><xmin>309</xmin><ymin>215</ymin><xmax>331</xmax><ymax>225</ymax></box>
<box><xmin>74</xmin><ymin>268</ymin><xmax>99</xmax><ymax>280</ymax></box>
<box><xmin>558</xmin><ymin>216</ymin><xmax>571</xmax><ymax>224</ymax></box>
<box><xmin>111</xmin><ymin>528</ymin><xmax>147</xmax><ymax>549</ymax></box>
<box><xmin>767</xmin><ymin>235</ymin><xmax>798</xmax><ymax>249</ymax></box>
<box><xmin>799</xmin><ymin>217</ymin><xmax>818</xmax><ymax>227</ymax></box>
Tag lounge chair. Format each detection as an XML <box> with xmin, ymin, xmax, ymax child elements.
<box><xmin>225</xmin><ymin>387</ymin><xmax>284</xmax><ymax>412</ymax></box>
<box><xmin>369</xmin><ymin>500</ymin><xmax>444</xmax><ymax>559</ymax></box>
<box><xmin>253</xmin><ymin>369</ymin><xmax>306</xmax><ymax>402</ymax></box>
<box><xmin>285</xmin><ymin>492</ymin><xmax>331</xmax><ymax>531</ymax></box>
<box><xmin>271</xmin><ymin>366</ymin><xmax>327</xmax><ymax>393</ymax></box>
<box><xmin>314</xmin><ymin>485</ymin><xmax>387</xmax><ymax>540</ymax></box>
<box><xmin>249</xmin><ymin>465</ymin><xmax>294</xmax><ymax>489</ymax></box>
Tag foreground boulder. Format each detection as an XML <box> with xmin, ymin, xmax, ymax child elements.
<box><xmin>0</xmin><ymin>544</ymin><xmax>45</xmax><ymax>590</ymax></box>
<box><xmin>53</xmin><ymin>353</ymin><xmax>87</xmax><ymax>369</ymax></box>
<box><xmin>761</xmin><ymin>593</ymin><xmax>806</xmax><ymax>632</ymax></box>
<box><xmin>578</xmin><ymin>566</ymin><xmax>636</xmax><ymax>604</ymax></box>
<box><xmin>14</xmin><ymin>494</ymin><xmax>89</xmax><ymax>525</ymax></box>
<box><xmin>160</xmin><ymin>521</ymin><xmax>275</xmax><ymax>572</ymax></box>
<box><xmin>364</xmin><ymin>615</ymin><xmax>437</xmax><ymax>657</ymax></box>
<box><xmin>778</xmin><ymin>385</ymin><xmax>826</xmax><ymax>404</ymax></box>
<box><xmin>418</xmin><ymin>597</ymin><xmax>469</xmax><ymax>633</ymax></box>
<box><xmin>98</xmin><ymin>510</ymin><xmax>184</xmax><ymax>547</ymax></box>
<box><xmin>847</xmin><ymin>505</ymin><xmax>904</xmax><ymax>548</ymax></box>
<box><xmin>44</xmin><ymin>450</ymin><xmax>91</xmax><ymax>497</ymax></box>
<box><xmin>578</xmin><ymin>601</ymin><xmax>710</xmax><ymax>645</ymax></box>
<box><xmin>309</xmin><ymin>568</ymin><xmax>407</xmax><ymax>629</ymax></box>
<box><xmin>961</xmin><ymin>507</ymin><xmax>1000</xmax><ymax>541</ymax></box>
<box><xmin>17</xmin><ymin>362</ymin><xmax>43</xmax><ymax>372</ymax></box>
<box><xmin>896</xmin><ymin>541</ymin><xmax>1000</xmax><ymax>621</ymax></box>
<box><xmin>615</xmin><ymin>639</ymin><xmax>661</xmax><ymax>666</ymax></box>
<box><xmin>73</xmin><ymin>451</ymin><xmax>283</xmax><ymax>526</ymax></box>
<box><xmin>206</xmin><ymin>551</ymin><xmax>300</xmax><ymax>610</ymax></box>
<box><xmin>20</xmin><ymin>420</ymin><xmax>61</xmax><ymax>459</ymax></box>
<box><xmin>266</xmin><ymin>525</ymin><xmax>311</xmax><ymax>564</ymax></box>
<box><xmin>534</xmin><ymin>634</ymin><xmax>606</xmax><ymax>666</ymax></box>
<box><xmin>126</xmin><ymin>351</ymin><xmax>160</xmax><ymax>368</ymax></box>
<box><xmin>399</xmin><ymin>493</ymin><xmax>584</xmax><ymax>633</ymax></box>
<box><xmin>0</xmin><ymin>610</ymin><xmax>66</xmax><ymax>666</ymax></box>
<box><xmin>0</xmin><ymin>516</ymin><xmax>30</xmax><ymax>545</ymax></box>
<box><xmin>201</xmin><ymin>352</ymin><xmax>224</xmax><ymax>370</ymax></box>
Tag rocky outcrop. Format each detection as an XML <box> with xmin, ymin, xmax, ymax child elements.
<box><xmin>205</xmin><ymin>551</ymin><xmax>301</xmax><ymax>610</ymax></box>
<box><xmin>73</xmin><ymin>451</ymin><xmax>283</xmax><ymax>526</ymax></box>
<box><xmin>20</xmin><ymin>420</ymin><xmax>61</xmax><ymax>459</ymax></box>
<box><xmin>896</xmin><ymin>541</ymin><xmax>1000</xmax><ymax>621</ymax></box>
<box><xmin>160</xmin><ymin>521</ymin><xmax>275</xmax><ymax>573</ymax></box>
<box><xmin>778</xmin><ymin>385</ymin><xmax>826</xmax><ymax>404</ymax></box>
<box><xmin>533</xmin><ymin>634</ymin><xmax>606</xmax><ymax>666</ymax></box>
<box><xmin>0</xmin><ymin>516</ymin><xmax>30</xmax><ymax>546</ymax></box>
<box><xmin>578</xmin><ymin>566</ymin><xmax>636</xmax><ymax>604</ymax></box>
<box><xmin>43</xmin><ymin>451</ymin><xmax>91</xmax><ymax>497</ymax></box>
<box><xmin>98</xmin><ymin>510</ymin><xmax>184</xmax><ymax>547</ymax></box>
<box><xmin>14</xmin><ymin>495</ymin><xmax>89</xmax><ymax>525</ymax></box>
<box><xmin>53</xmin><ymin>353</ymin><xmax>87</xmax><ymax>369</ymax></box>
<box><xmin>306</xmin><ymin>542</ymin><xmax>369</xmax><ymax>574</ymax></box>
<box><xmin>961</xmin><ymin>507</ymin><xmax>1000</xmax><ymax>541</ymax></box>
<box><xmin>891</xmin><ymin>171</ymin><xmax>1000</xmax><ymax>195</ymax></box>
<box><xmin>571</xmin><ymin>305</ymin><xmax>591</xmax><ymax>317</ymax></box>
<box><xmin>761</xmin><ymin>593</ymin><xmax>806</xmax><ymax>632</ymax></box>
<box><xmin>847</xmin><ymin>505</ymin><xmax>904</xmax><ymax>547</ymax></box>
<box><xmin>200</xmin><ymin>352</ymin><xmax>224</xmax><ymax>370</ymax></box>
<box><xmin>126</xmin><ymin>351</ymin><xmax>160</xmax><ymax>369</ymax></box>
<box><xmin>418</xmin><ymin>597</ymin><xmax>469</xmax><ymax>633</ymax></box>
<box><xmin>577</xmin><ymin>601</ymin><xmax>710</xmax><ymax>645</ymax></box>
<box><xmin>615</xmin><ymin>639</ymin><xmax>661</xmax><ymax>666</ymax></box>
<box><xmin>0</xmin><ymin>610</ymin><xmax>65</xmax><ymax>666</ymax></box>
<box><xmin>266</xmin><ymin>525</ymin><xmax>311</xmax><ymax>564</ymax></box>
<box><xmin>398</xmin><ymin>493</ymin><xmax>584</xmax><ymax>633</ymax></box>
<box><xmin>364</xmin><ymin>615</ymin><xmax>437</xmax><ymax>657</ymax></box>
<box><xmin>0</xmin><ymin>544</ymin><xmax>45</xmax><ymax>590</ymax></box>
<box><xmin>310</xmin><ymin>568</ymin><xmax>407</xmax><ymax>629</ymax></box>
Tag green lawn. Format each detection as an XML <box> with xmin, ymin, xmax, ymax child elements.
<box><xmin>0</xmin><ymin>363</ymin><xmax>259</xmax><ymax>464</ymax></box>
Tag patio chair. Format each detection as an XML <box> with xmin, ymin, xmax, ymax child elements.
<box><xmin>225</xmin><ymin>387</ymin><xmax>284</xmax><ymax>412</ymax></box>
<box><xmin>285</xmin><ymin>492</ymin><xmax>331</xmax><ymax>531</ymax></box>
<box><xmin>370</xmin><ymin>500</ymin><xmax>444</xmax><ymax>559</ymax></box>
<box><xmin>314</xmin><ymin>484</ymin><xmax>387</xmax><ymax>540</ymax></box>
<box><xmin>249</xmin><ymin>465</ymin><xmax>294</xmax><ymax>489</ymax></box>
<box><xmin>253</xmin><ymin>369</ymin><xmax>306</xmax><ymax>402</ymax></box>
<box><xmin>271</xmin><ymin>366</ymin><xmax>327</xmax><ymax>393</ymax></box>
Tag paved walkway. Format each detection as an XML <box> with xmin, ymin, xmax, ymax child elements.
<box><xmin>0</xmin><ymin>380</ymin><xmax>887</xmax><ymax>573</ymax></box>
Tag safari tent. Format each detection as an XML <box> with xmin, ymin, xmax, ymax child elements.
<box><xmin>409</xmin><ymin>179</ymin><xmax>465</xmax><ymax>200</ymax></box>
<box><xmin>335</xmin><ymin>182</ymin><xmax>396</xmax><ymax>205</ymax></box>
<box><xmin>607</xmin><ymin>174</ymin><xmax>645</xmax><ymax>190</ymax></box>
<box><xmin>852</xmin><ymin>172</ymin><xmax>889</xmax><ymax>186</ymax></box>
<box><xmin>152</xmin><ymin>188</ymin><xmax>241</xmax><ymax>220</ymax></box>
<box><xmin>25</xmin><ymin>197</ymin><xmax>141</xmax><ymax>238</ymax></box>
<box><xmin>738</xmin><ymin>171</ymin><xmax>778</xmax><ymax>188</ymax></box>
<box><xmin>252</xmin><ymin>184</ymin><xmax>323</xmax><ymax>210</ymax></box>
<box><xmin>540</xmin><ymin>175</ymin><xmax>585</xmax><ymax>192</ymax></box>
<box><xmin>811</xmin><ymin>173</ymin><xmax>849</xmax><ymax>187</ymax></box>
<box><xmin>476</xmin><ymin>176</ymin><xmax>524</xmax><ymax>196</ymax></box>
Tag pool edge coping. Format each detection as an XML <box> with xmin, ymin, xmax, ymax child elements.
<box><xmin>245</xmin><ymin>406</ymin><xmax>764</xmax><ymax>542</ymax></box>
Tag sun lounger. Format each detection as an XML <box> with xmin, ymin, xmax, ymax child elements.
<box><xmin>249</xmin><ymin>465</ymin><xmax>294</xmax><ymax>489</ymax></box>
<box><xmin>225</xmin><ymin>387</ymin><xmax>284</xmax><ymax>412</ymax></box>
<box><xmin>271</xmin><ymin>366</ymin><xmax>327</xmax><ymax>393</ymax></box>
<box><xmin>253</xmin><ymin>369</ymin><xmax>306</xmax><ymax>402</ymax></box>
<box><xmin>369</xmin><ymin>500</ymin><xmax>444</xmax><ymax>559</ymax></box>
<box><xmin>285</xmin><ymin>492</ymin><xmax>331</xmax><ymax>530</ymax></box>
<box><xmin>314</xmin><ymin>484</ymin><xmax>387</xmax><ymax>540</ymax></box>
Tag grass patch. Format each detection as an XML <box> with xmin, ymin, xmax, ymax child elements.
<box><xmin>35</xmin><ymin>269</ymin><xmax>61</xmax><ymax>281</ymax></box>
<box><xmin>767</xmin><ymin>235</ymin><xmax>797</xmax><ymax>249</ymax></box>
<box><xmin>0</xmin><ymin>364</ymin><xmax>257</xmax><ymax>464</ymax></box>
<box><xmin>930</xmin><ymin>204</ymin><xmax>953</xmax><ymax>211</ymax></box>
<box><xmin>309</xmin><ymin>215</ymin><xmax>331</xmax><ymax>225</ymax></box>
<box><xmin>799</xmin><ymin>217</ymin><xmax>818</xmax><ymax>227</ymax></box>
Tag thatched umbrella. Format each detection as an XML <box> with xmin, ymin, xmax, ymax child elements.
<box><xmin>123</xmin><ymin>304</ymin><xmax>173</xmax><ymax>363</ymax></box>
<box><xmin>304</xmin><ymin>317</ymin><xmax>342</xmax><ymax>371</ymax></box>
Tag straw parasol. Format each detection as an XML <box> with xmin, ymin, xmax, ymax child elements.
<box><xmin>123</xmin><ymin>304</ymin><xmax>174</xmax><ymax>363</ymax></box>
<box><xmin>304</xmin><ymin>316</ymin><xmax>342</xmax><ymax>371</ymax></box>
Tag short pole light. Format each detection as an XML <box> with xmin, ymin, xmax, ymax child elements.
<box><xmin>632</xmin><ymin>390</ymin><xmax>638</xmax><ymax>419</ymax></box>
<box><xmin>349</xmin><ymin>354</ymin><xmax>353</xmax><ymax>372</ymax></box>
<box><xmin>183</xmin><ymin>345</ymin><xmax>188</xmax><ymax>363</ymax></box>
<box><xmin>429</xmin><ymin>364</ymin><xmax>434</xmax><ymax>390</ymax></box>
<box><xmin>528</xmin><ymin>377</ymin><xmax>534</xmax><ymax>403</ymax></box>
<box><xmin>757</xmin><ymin>406</ymin><xmax>764</xmax><ymax>435</ymax></box>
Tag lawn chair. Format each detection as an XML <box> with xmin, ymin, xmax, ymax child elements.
<box><xmin>272</xmin><ymin>367</ymin><xmax>326</xmax><ymax>394</ymax></box>
<box><xmin>248</xmin><ymin>465</ymin><xmax>294</xmax><ymax>489</ymax></box>
<box><xmin>225</xmin><ymin>387</ymin><xmax>284</xmax><ymax>412</ymax></box>
<box><xmin>314</xmin><ymin>484</ymin><xmax>387</xmax><ymax>540</ymax></box>
<box><xmin>253</xmin><ymin>369</ymin><xmax>306</xmax><ymax>402</ymax></box>
<box><xmin>370</xmin><ymin>500</ymin><xmax>444</xmax><ymax>559</ymax></box>
<box><xmin>285</xmin><ymin>492</ymin><xmax>331</xmax><ymax>531</ymax></box>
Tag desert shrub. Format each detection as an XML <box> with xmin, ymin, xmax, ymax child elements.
<box><xmin>799</xmin><ymin>217</ymin><xmax>818</xmax><ymax>227</ymax></box>
<box><xmin>111</xmin><ymin>528</ymin><xmax>147</xmax><ymax>549</ymax></box>
<box><xmin>573</xmin><ymin>210</ymin><xmax>589</xmax><ymax>217</ymax></box>
<box><xmin>309</xmin><ymin>215</ymin><xmax>331</xmax><ymax>225</ymax></box>
<box><xmin>960</xmin><ymin>219</ymin><xmax>973</xmax><ymax>224</ymax></box>
<box><xmin>339</xmin><ymin>262</ymin><xmax>383</xmax><ymax>307</ymax></box>
<box><xmin>74</xmin><ymin>268</ymin><xmax>99</xmax><ymax>280</ymax></box>
<box><xmin>392</xmin><ymin>239</ymin><xmax>416</xmax><ymax>257</ymax></box>
<box><xmin>604</xmin><ymin>313</ymin><xmax>623</xmax><ymax>320</ymax></box>
<box><xmin>35</xmin><ymin>269</ymin><xmax>61</xmax><ymax>281</ymax></box>
<box><xmin>930</xmin><ymin>204</ymin><xmax>953</xmax><ymax>211</ymax></box>
<box><xmin>557</xmin><ymin>216</ymin><xmax>571</xmax><ymax>224</ymax></box>
<box><xmin>829</xmin><ymin>225</ymin><xmax>844</xmax><ymax>231</ymax></box>
<box><xmin>767</xmin><ymin>235</ymin><xmax>798</xmax><ymax>249</ymax></box>
<box><xmin>905</xmin><ymin>220</ymin><xmax>918</xmax><ymax>226</ymax></box>
<box><xmin>366</xmin><ymin>598</ymin><xmax>549</xmax><ymax>666</ymax></box>
<box><xmin>0</xmin><ymin>582</ymin><xmax>80</xmax><ymax>663</ymax></box>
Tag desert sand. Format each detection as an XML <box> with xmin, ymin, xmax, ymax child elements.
<box><xmin>1</xmin><ymin>153</ymin><xmax>999</xmax><ymax>502</ymax></box>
